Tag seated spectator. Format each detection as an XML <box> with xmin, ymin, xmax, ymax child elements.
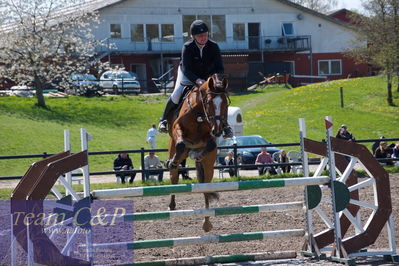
<box><xmin>393</xmin><ymin>143</ymin><xmax>399</xmax><ymax>158</ymax></box>
<box><xmin>336</xmin><ymin>124</ymin><xmax>355</xmax><ymax>141</ymax></box>
<box><xmin>179</xmin><ymin>159</ymin><xmax>192</xmax><ymax>180</ymax></box>
<box><xmin>224</xmin><ymin>151</ymin><xmax>236</xmax><ymax>177</ymax></box>
<box><xmin>255</xmin><ymin>147</ymin><xmax>277</xmax><ymax>176</ymax></box>
<box><xmin>375</xmin><ymin>141</ymin><xmax>393</xmax><ymax>165</ymax></box>
<box><xmin>144</xmin><ymin>151</ymin><xmax>164</xmax><ymax>182</ymax></box>
<box><xmin>372</xmin><ymin>136</ymin><xmax>385</xmax><ymax>155</ymax></box>
<box><xmin>393</xmin><ymin>143</ymin><xmax>399</xmax><ymax>166</ymax></box>
<box><xmin>277</xmin><ymin>149</ymin><xmax>291</xmax><ymax>173</ymax></box>
<box><xmin>113</xmin><ymin>152</ymin><xmax>136</xmax><ymax>184</ymax></box>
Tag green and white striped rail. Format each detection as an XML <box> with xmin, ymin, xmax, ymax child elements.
<box><xmin>128</xmin><ymin>251</ymin><xmax>297</xmax><ymax>266</ymax></box>
<box><xmin>122</xmin><ymin>202</ymin><xmax>303</xmax><ymax>221</ymax></box>
<box><xmin>87</xmin><ymin>229</ymin><xmax>305</xmax><ymax>250</ymax></box>
<box><xmin>92</xmin><ymin>176</ymin><xmax>329</xmax><ymax>199</ymax></box>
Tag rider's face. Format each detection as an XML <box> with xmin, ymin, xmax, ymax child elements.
<box><xmin>193</xmin><ymin>32</ymin><xmax>209</xmax><ymax>45</ymax></box>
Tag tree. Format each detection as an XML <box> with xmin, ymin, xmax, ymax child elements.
<box><xmin>289</xmin><ymin>0</ymin><xmax>338</xmax><ymax>13</ymax></box>
<box><xmin>349</xmin><ymin>0</ymin><xmax>399</xmax><ymax>105</ymax></box>
<box><xmin>0</xmin><ymin>0</ymin><xmax>108</xmax><ymax>108</ymax></box>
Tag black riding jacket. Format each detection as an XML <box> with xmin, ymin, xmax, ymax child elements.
<box><xmin>180</xmin><ymin>39</ymin><xmax>224</xmax><ymax>83</ymax></box>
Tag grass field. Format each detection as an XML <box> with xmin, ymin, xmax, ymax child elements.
<box><xmin>0</xmin><ymin>76</ymin><xmax>398</xmax><ymax>177</ymax></box>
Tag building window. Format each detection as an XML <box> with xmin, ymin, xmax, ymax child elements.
<box><xmin>146</xmin><ymin>24</ymin><xmax>159</xmax><ymax>42</ymax></box>
<box><xmin>282</xmin><ymin>23</ymin><xmax>294</xmax><ymax>36</ymax></box>
<box><xmin>110</xmin><ymin>24</ymin><xmax>121</xmax><ymax>38</ymax></box>
<box><xmin>212</xmin><ymin>15</ymin><xmax>226</xmax><ymax>42</ymax></box>
<box><xmin>233</xmin><ymin>23</ymin><xmax>245</xmax><ymax>41</ymax></box>
<box><xmin>182</xmin><ymin>15</ymin><xmax>226</xmax><ymax>42</ymax></box>
<box><xmin>131</xmin><ymin>24</ymin><xmax>144</xmax><ymax>42</ymax></box>
<box><xmin>161</xmin><ymin>24</ymin><xmax>174</xmax><ymax>42</ymax></box>
<box><xmin>183</xmin><ymin>15</ymin><xmax>196</xmax><ymax>40</ymax></box>
<box><xmin>318</xmin><ymin>60</ymin><xmax>342</xmax><ymax>75</ymax></box>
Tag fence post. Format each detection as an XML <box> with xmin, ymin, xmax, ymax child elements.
<box><xmin>340</xmin><ymin>87</ymin><xmax>344</xmax><ymax>108</ymax></box>
<box><xmin>233</xmin><ymin>144</ymin><xmax>238</xmax><ymax>178</ymax></box>
<box><xmin>140</xmin><ymin>147</ymin><xmax>146</xmax><ymax>182</ymax></box>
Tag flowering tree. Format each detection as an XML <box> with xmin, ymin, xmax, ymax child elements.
<box><xmin>0</xmin><ymin>0</ymin><xmax>108</xmax><ymax>107</ymax></box>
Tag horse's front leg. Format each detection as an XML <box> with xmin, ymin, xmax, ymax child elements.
<box><xmin>198</xmin><ymin>146</ymin><xmax>218</xmax><ymax>232</ymax></box>
<box><xmin>168</xmin><ymin>130</ymin><xmax>188</xmax><ymax>210</ymax></box>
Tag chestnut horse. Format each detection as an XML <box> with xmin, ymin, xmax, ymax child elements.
<box><xmin>167</xmin><ymin>73</ymin><xmax>229</xmax><ymax>232</ymax></box>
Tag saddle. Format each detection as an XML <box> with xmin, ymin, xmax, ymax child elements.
<box><xmin>174</xmin><ymin>85</ymin><xmax>194</xmax><ymax>117</ymax></box>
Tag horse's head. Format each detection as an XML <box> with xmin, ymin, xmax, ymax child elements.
<box><xmin>201</xmin><ymin>73</ymin><xmax>229</xmax><ymax>138</ymax></box>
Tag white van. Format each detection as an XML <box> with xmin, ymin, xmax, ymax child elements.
<box><xmin>99</xmin><ymin>70</ymin><xmax>141</xmax><ymax>94</ymax></box>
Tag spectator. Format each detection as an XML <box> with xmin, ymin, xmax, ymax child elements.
<box><xmin>224</xmin><ymin>150</ymin><xmax>236</xmax><ymax>177</ymax></box>
<box><xmin>393</xmin><ymin>143</ymin><xmax>399</xmax><ymax>166</ymax></box>
<box><xmin>179</xmin><ymin>159</ymin><xmax>192</xmax><ymax>180</ymax></box>
<box><xmin>372</xmin><ymin>136</ymin><xmax>385</xmax><ymax>155</ymax></box>
<box><xmin>336</xmin><ymin>124</ymin><xmax>355</xmax><ymax>141</ymax></box>
<box><xmin>113</xmin><ymin>152</ymin><xmax>136</xmax><ymax>184</ymax></box>
<box><xmin>375</xmin><ymin>141</ymin><xmax>393</xmax><ymax>165</ymax></box>
<box><xmin>146</xmin><ymin>124</ymin><xmax>158</xmax><ymax>149</ymax></box>
<box><xmin>144</xmin><ymin>151</ymin><xmax>164</xmax><ymax>181</ymax></box>
<box><xmin>255</xmin><ymin>147</ymin><xmax>277</xmax><ymax>176</ymax></box>
<box><xmin>277</xmin><ymin>149</ymin><xmax>291</xmax><ymax>173</ymax></box>
<box><xmin>393</xmin><ymin>143</ymin><xmax>399</xmax><ymax>158</ymax></box>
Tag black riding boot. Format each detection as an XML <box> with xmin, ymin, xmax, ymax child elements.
<box><xmin>158</xmin><ymin>98</ymin><xmax>178</xmax><ymax>133</ymax></box>
<box><xmin>223</xmin><ymin>120</ymin><xmax>234</xmax><ymax>138</ymax></box>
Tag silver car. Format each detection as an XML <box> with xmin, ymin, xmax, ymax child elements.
<box><xmin>99</xmin><ymin>70</ymin><xmax>141</xmax><ymax>94</ymax></box>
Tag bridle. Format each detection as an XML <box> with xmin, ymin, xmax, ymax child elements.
<box><xmin>187</xmin><ymin>85</ymin><xmax>230</xmax><ymax>126</ymax></box>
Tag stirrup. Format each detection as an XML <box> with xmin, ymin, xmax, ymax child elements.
<box><xmin>158</xmin><ymin>120</ymin><xmax>168</xmax><ymax>133</ymax></box>
<box><xmin>223</xmin><ymin>126</ymin><xmax>234</xmax><ymax>138</ymax></box>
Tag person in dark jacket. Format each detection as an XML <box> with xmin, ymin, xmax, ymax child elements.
<box><xmin>375</xmin><ymin>142</ymin><xmax>393</xmax><ymax>165</ymax></box>
<box><xmin>336</xmin><ymin>124</ymin><xmax>355</xmax><ymax>141</ymax></box>
<box><xmin>158</xmin><ymin>20</ymin><xmax>233</xmax><ymax>138</ymax></box>
<box><xmin>113</xmin><ymin>152</ymin><xmax>136</xmax><ymax>184</ymax></box>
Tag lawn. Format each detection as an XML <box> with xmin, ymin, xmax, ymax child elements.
<box><xmin>0</xmin><ymin>76</ymin><xmax>398</xmax><ymax>177</ymax></box>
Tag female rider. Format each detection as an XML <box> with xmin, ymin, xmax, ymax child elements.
<box><xmin>158</xmin><ymin>20</ymin><xmax>233</xmax><ymax>138</ymax></box>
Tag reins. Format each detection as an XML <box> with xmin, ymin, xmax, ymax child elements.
<box><xmin>186</xmin><ymin>85</ymin><xmax>229</xmax><ymax>125</ymax></box>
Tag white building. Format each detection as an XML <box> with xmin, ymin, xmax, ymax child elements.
<box><xmin>85</xmin><ymin>0</ymin><xmax>368</xmax><ymax>90</ymax></box>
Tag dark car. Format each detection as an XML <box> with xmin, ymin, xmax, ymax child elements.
<box><xmin>68</xmin><ymin>74</ymin><xmax>102</xmax><ymax>96</ymax></box>
<box><xmin>217</xmin><ymin>135</ymin><xmax>280</xmax><ymax>166</ymax></box>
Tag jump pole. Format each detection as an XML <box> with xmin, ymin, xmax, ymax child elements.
<box><xmin>92</xmin><ymin>176</ymin><xmax>330</xmax><ymax>199</ymax></box>
<box><xmin>84</xmin><ymin>229</ymin><xmax>305</xmax><ymax>250</ymax></box>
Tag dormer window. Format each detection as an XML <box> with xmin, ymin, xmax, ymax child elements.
<box><xmin>282</xmin><ymin>23</ymin><xmax>294</xmax><ymax>36</ymax></box>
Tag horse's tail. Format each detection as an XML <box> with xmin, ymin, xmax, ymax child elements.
<box><xmin>196</xmin><ymin>161</ymin><xmax>219</xmax><ymax>203</ymax></box>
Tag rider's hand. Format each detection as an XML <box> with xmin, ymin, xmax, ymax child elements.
<box><xmin>196</xmin><ymin>78</ymin><xmax>205</xmax><ymax>86</ymax></box>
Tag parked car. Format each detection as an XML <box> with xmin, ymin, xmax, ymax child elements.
<box><xmin>9</xmin><ymin>85</ymin><xmax>35</xmax><ymax>97</ymax></box>
<box><xmin>99</xmin><ymin>70</ymin><xmax>141</xmax><ymax>94</ymax></box>
<box><xmin>217</xmin><ymin>135</ymin><xmax>280</xmax><ymax>166</ymax></box>
<box><xmin>68</xmin><ymin>74</ymin><xmax>102</xmax><ymax>96</ymax></box>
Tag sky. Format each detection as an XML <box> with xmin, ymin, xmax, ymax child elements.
<box><xmin>336</xmin><ymin>0</ymin><xmax>365</xmax><ymax>12</ymax></box>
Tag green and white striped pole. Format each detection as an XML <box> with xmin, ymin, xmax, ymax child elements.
<box><xmin>86</xmin><ymin>229</ymin><xmax>305</xmax><ymax>250</ymax></box>
<box><xmin>92</xmin><ymin>176</ymin><xmax>330</xmax><ymax>199</ymax></box>
<box><xmin>122</xmin><ymin>202</ymin><xmax>304</xmax><ymax>221</ymax></box>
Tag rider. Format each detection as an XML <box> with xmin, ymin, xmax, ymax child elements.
<box><xmin>158</xmin><ymin>20</ymin><xmax>233</xmax><ymax>138</ymax></box>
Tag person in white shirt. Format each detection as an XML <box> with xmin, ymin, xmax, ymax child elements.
<box><xmin>146</xmin><ymin>124</ymin><xmax>158</xmax><ymax>149</ymax></box>
<box><xmin>144</xmin><ymin>152</ymin><xmax>163</xmax><ymax>181</ymax></box>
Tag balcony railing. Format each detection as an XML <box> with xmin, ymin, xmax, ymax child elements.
<box><xmin>96</xmin><ymin>35</ymin><xmax>311</xmax><ymax>54</ymax></box>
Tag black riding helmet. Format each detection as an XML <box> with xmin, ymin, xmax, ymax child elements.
<box><xmin>190</xmin><ymin>20</ymin><xmax>209</xmax><ymax>35</ymax></box>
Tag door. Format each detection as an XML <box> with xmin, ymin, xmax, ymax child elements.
<box><xmin>131</xmin><ymin>64</ymin><xmax>147</xmax><ymax>88</ymax></box>
<box><xmin>248</xmin><ymin>23</ymin><xmax>260</xmax><ymax>49</ymax></box>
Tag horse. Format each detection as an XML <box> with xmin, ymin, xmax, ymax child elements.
<box><xmin>166</xmin><ymin>73</ymin><xmax>229</xmax><ymax>232</ymax></box>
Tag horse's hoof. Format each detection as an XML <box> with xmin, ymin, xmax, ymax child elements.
<box><xmin>202</xmin><ymin>220</ymin><xmax>213</xmax><ymax>232</ymax></box>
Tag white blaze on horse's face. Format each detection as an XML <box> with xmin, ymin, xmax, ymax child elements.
<box><xmin>213</xmin><ymin>95</ymin><xmax>223</xmax><ymax>136</ymax></box>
